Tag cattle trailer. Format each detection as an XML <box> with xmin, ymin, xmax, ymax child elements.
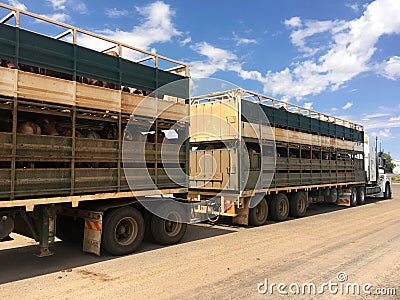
<box><xmin>0</xmin><ymin>3</ymin><xmax>190</xmax><ymax>256</ymax></box>
<box><xmin>188</xmin><ymin>89</ymin><xmax>392</xmax><ymax>226</ymax></box>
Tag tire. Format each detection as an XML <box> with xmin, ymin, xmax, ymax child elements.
<box><xmin>384</xmin><ymin>183</ymin><xmax>392</xmax><ymax>199</ymax></box>
<box><xmin>150</xmin><ymin>204</ymin><xmax>187</xmax><ymax>245</ymax></box>
<box><xmin>356</xmin><ymin>187</ymin><xmax>366</xmax><ymax>205</ymax></box>
<box><xmin>350</xmin><ymin>187</ymin><xmax>357</xmax><ymax>207</ymax></box>
<box><xmin>102</xmin><ymin>206</ymin><xmax>145</xmax><ymax>256</ymax></box>
<box><xmin>329</xmin><ymin>188</ymin><xmax>338</xmax><ymax>204</ymax></box>
<box><xmin>143</xmin><ymin>209</ymin><xmax>155</xmax><ymax>243</ymax></box>
<box><xmin>249</xmin><ymin>198</ymin><xmax>268</xmax><ymax>226</ymax></box>
<box><xmin>289</xmin><ymin>192</ymin><xmax>307</xmax><ymax>217</ymax></box>
<box><xmin>270</xmin><ymin>193</ymin><xmax>289</xmax><ymax>221</ymax></box>
<box><xmin>56</xmin><ymin>215</ymin><xmax>84</xmax><ymax>243</ymax></box>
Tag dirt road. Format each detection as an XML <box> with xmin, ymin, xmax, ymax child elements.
<box><xmin>1</xmin><ymin>185</ymin><xmax>399</xmax><ymax>299</ymax></box>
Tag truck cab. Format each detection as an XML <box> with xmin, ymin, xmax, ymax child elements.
<box><xmin>364</xmin><ymin>135</ymin><xmax>392</xmax><ymax>199</ymax></box>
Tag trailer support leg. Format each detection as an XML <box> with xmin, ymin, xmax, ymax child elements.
<box><xmin>36</xmin><ymin>206</ymin><xmax>54</xmax><ymax>257</ymax></box>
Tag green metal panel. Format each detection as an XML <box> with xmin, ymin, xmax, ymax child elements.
<box><xmin>287</xmin><ymin>112</ymin><xmax>300</xmax><ymax>129</ymax></box>
<box><xmin>76</xmin><ymin>46</ymin><xmax>119</xmax><ymax>84</ymax></box>
<box><xmin>0</xmin><ymin>24</ymin><xmax>187</xmax><ymax>93</ymax></box>
<box><xmin>299</xmin><ymin>114</ymin><xmax>311</xmax><ymax>132</ymax></box>
<box><xmin>336</xmin><ymin>125</ymin><xmax>345</xmax><ymax>139</ymax></box>
<box><xmin>18</xmin><ymin>28</ymin><xmax>75</xmax><ymax>73</ymax></box>
<box><xmin>0</xmin><ymin>168</ymin><xmax>11</xmax><ymax>197</ymax></box>
<box><xmin>0</xmin><ymin>24</ymin><xmax>16</xmax><ymax>61</ymax></box>
<box><xmin>246</xmin><ymin>99</ymin><xmax>363</xmax><ymax>142</ymax></box>
<box><xmin>14</xmin><ymin>169</ymin><xmax>71</xmax><ymax>197</ymax></box>
<box><xmin>121</xmin><ymin>60</ymin><xmax>157</xmax><ymax>91</ymax></box>
<box><xmin>320</xmin><ymin>120</ymin><xmax>329</xmax><ymax>136</ymax></box>
<box><xmin>16</xmin><ymin>135</ymin><xmax>72</xmax><ymax>161</ymax></box>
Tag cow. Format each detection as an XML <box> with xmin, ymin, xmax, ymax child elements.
<box><xmin>17</xmin><ymin>120</ymin><xmax>41</xmax><ymax>135</ymax></box>
<box><xmin>0</xmin><ymin>59</ymin><xmax>15</xmax><ymax>68</ymax></box>
<box><xmin>101</xmin><ymin>124</ymin><xmax>118</xmax><ymax>140</ymax></box>
<box><xmin>37</xmin><ymin>117</ymin><xmax>59</xmax><ymax>136</ymax></box>
<box><xmin>60</xmin><ymin>128</ymin><xmax>84</xmax><ymax>138</ymax></box>
<box><xmin>1</xmin><ymin>58</ymin><xmax>42</xmax><ymax>75</ymax></box>
<box><xmin>17</xmin><ymin>121</ymin><xmax>41</xmax><ymax>168</ymax></box>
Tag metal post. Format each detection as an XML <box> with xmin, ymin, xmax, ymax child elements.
<box><xmin>37</xmin><ymin>206</ymin><xmax>54</xmax><ymax>257</ymax></box>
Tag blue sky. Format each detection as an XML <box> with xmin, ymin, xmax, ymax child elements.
<box><xmin>2</xmin><ymin>0</ymin><xmax>400</xmax><ymax>158</ymax></box>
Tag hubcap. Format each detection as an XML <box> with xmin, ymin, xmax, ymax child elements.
<box><xmin>279</xmin><ymin>199</ymin><xmax>288</xmax><ymax>216</ymax></box>
<box><xmin>256</xmin><ymin>201</ymin><xmax>267</xmax><ymax>222</ymax></box>
<box><xmin>298</xmin><ymin>197</ymin><xmax>305</xmax><ymax>212</ymax></box>
<box><xmin>164</xmin><ymin>211</ymin><xmax>182</xmax><ymax>237</ymax></box>
<box><xmin>115</xmin><ymin>217</ymin><xmax>138</xmax><ymax>246</ymax></box>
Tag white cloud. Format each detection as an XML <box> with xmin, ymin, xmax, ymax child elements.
<box><xmin>342</xmin><ymin>102</ymin><xmax>353</xmax><ymax>110</ymax></box>
<box><xmin>47</xmin><ymin>0</ymin><xmax>67</xmax><ymax>10</ymax></box>
<box><xmin>46</xmin><ymin>0</ymin><xmax>87</xmax><ymax>14</ymax></box>
<box><xmin>75</xmin><ymin>2</ymin><xmax>88</xmax><ymax>14</ymax></box>
<box><xmin>363</xmin><ymin>117</ymin><xmax>400</xmax><ymax>130</ymax></box>
<box><xmin>378</xmin><ymin>128</ymin><xmax>393</xmax><ymax>139</ymax></box>
<box><xmin>8</xmin><ymin>0</ymin><xmax>27</xmax><ymax>10</ymax></box>
<box><xmin>284</xmin><ymin>17</ymin><xmax>302</xmax><ymax>28</ymax></box>
<box><xmin>232</xmin><ymin>32</ymin><xmax>257</xmax><ymax>46</ymax></box>
<box><xmin>380</xmin><ymin>56</ymin><xmax>400</xmax><ymax>80</ymax></box>
<box><xmin>362</xmin><ymin>113</ymin><xmax>390</xmax><ymax>120</ymax></box>
<box><xmin>304</xmin><ymin>102</ymin><xmax>313</xmax><ymax>109</ymax></box>
<box><xmin>345</xmin><ymin>3</ymin><xmax>360</xmax><ymax>12</ymax></box>
<box><xmin>192</xmin><ymin>42</ymin><xmax>236</xmax><ymax>61</ymax></box>
<box><xmin>189</xmin><ymin>42</ymin><xmax>238</xmax><ymax>77</ymax></box>
<box><xmin>40</xmin><ymin>13</ymin><xmax>70</xmax><ymax>23</ymax></box>
<box><xmin>179</xmin><ymin>36</ymin><xmax>191</xmax><ymax>46</ymax></box>
<box><xmin>233</xmin><ymin>0</ymin><xmax>400</xmax><ymax>101</ymax></box>
<box><xmin>289</xmin><ymin>19</ymin><xmax>348</xmax><ymax>55</ymax></box>
<box><xmin>235</xmin><ymin>37</ymin><xmax>257</xmax><ymax>45</ymax></box>
<box><xmin>106</xmin><ymin>8</ymin><xmax>129</xmax><ymax>18</ymax></box>
<box><xmin>77</xmin><ymin>1</ymin><xmax>180</xmax><ymax>60</ymax></box>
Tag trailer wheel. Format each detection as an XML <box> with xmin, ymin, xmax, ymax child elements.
<box><xmin>102</xmin><ymin>206</ymin><xmax>144</xmax><ymax>255</ymax></box>
<box><xmin>384</xmin><ymin>183</ymin><xmax>392</xmax><ymax>199</ymax></box>
<box><xmin>329</xmin><ymin>188</ymin><xmax>338</xmax><ymax>204</ymax></box>
<box><xmin>143</xmin><ymin>209</ymin><xmax>155</xmax><ymax>243</ymax></box>
<box><xmin>150</xmin><ymin>204</ymin><xmax>187</xmax><ymax>245</ymax></box>
<box><xmin>270</xmin><ymin>193</ymin><xmax>289</xmax><ymax>221</ymax></box>
<box><xmin>56</xmin><ymin>215</ymin><xmax>84</xmax><ymax>243</ymax></box>
<box><xmin>356</xmin><ymin>187</ymin><xmax>366</xmax><ymax>205</ymax></box>
<box><xmin>350</xmin><ymin>187</ymin><xmax>357</xmax><ymax>207</ymax></box>
<box><xmin>289</xmin><ymin>192</ymin><xmax>307</xmax><ymax>217</ymax></box>
<box><xmin>249</xmin><ymin>198</ymin><xmax>268</xmax><ymax>226</ymax></box>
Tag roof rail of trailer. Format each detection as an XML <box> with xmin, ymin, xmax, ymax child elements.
<box><xmin>0</xmin><ymin>3</ymin><xmax>189</xmax><ymax>76</ymax></box>
<box><xmin>190</xmin><ymin>88</ymin><xmax>364</xmax><ymax>131</ymax></box>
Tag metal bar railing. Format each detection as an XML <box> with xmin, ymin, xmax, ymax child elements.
<box><xmin>190</xmin><ymin>88</ymin><xmax>364</xmax><ymax>131</ymax></box>
<box><xmin>0</xmin><ymin>3</ymin><xmax>189</xmax><ymax>75</ymax></box>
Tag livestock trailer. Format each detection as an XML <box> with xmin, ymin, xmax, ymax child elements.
<box><xmin>189</xmin><ymin>89</ymin><xmax>391</xmax><ymax>226</ymax></box>
<box><xmin>0</xmin><ymin>3</ymin><xmax>189</xmax><ymax>256</ymax></box>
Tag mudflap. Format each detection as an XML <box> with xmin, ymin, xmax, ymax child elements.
<box><xmin>83</xmin><ymin>214</ymin><xmax>103</xmax><ymax>256</ymax></box>
<box><xmin>232</xmin><ymin>197</ymin><xmax>250</xmax><ymax>225</ymax></box>
<box><xmin>338</xmin><ymin>188</ymin><xmax>351</xmax><ymax>206</ymax></box>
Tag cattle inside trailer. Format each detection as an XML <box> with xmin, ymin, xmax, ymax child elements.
<box><xmin>188</xmin><ymin>89</ymin><xmax>392</xmax><ymax>226</ymax></box>
<box><xmin>0</xmin><ymin>4</ymin><xmax>190</xmax><ymax>256</ymax></box>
